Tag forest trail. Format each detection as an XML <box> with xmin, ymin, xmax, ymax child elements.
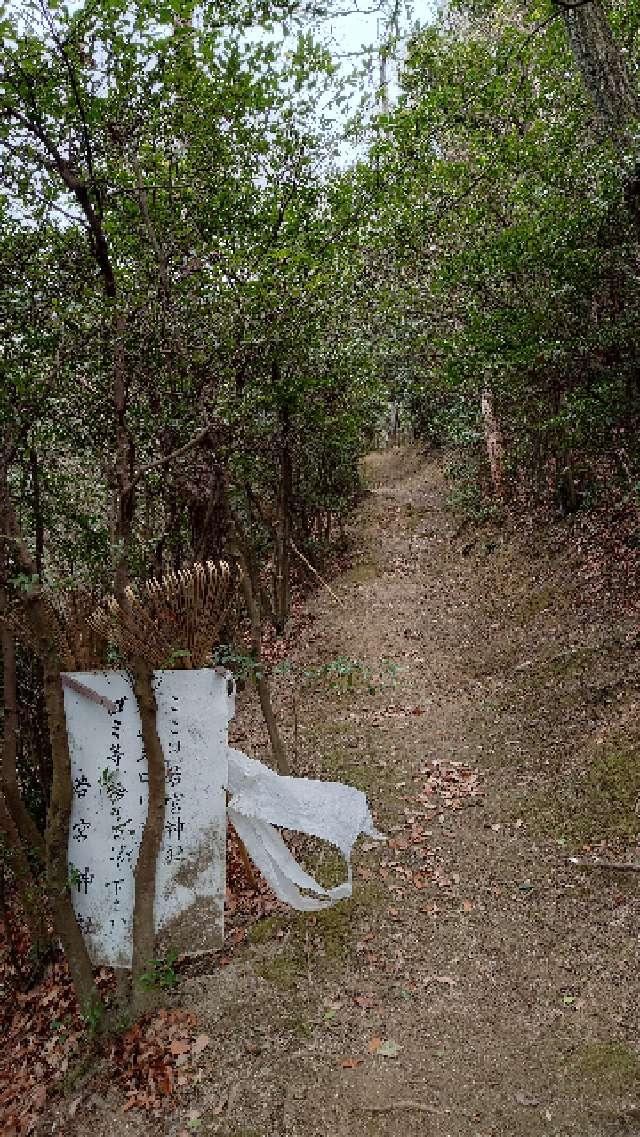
<box><xmin>71</xmin><ymin>447</ymin><xmax>640</xmax><ymax>1137</ymax></box>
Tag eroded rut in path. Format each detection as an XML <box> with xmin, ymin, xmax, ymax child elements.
<box><xmin>70</xmin><ymin>446</ymin><xmax>640</xmax><ymax>1137</ymax></box>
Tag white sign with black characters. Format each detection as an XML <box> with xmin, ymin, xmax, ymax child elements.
<box><xmin>63</xmin><ymin>669</ymin><xmax>232</xmax><ymax>968</ymax></box>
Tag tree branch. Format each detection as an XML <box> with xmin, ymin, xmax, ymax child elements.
<box><xmin>5</xmin><ymin>107</ymin><xmax>116</xmax><ymax>296</ymax></box>
<box><xmin>130</xmin><ymin>424</ymin><xmax>215</xmax><ymax>490</ymax></box>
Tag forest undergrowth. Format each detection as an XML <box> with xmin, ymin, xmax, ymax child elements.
<box><xmin>3</xmin><ymin>444</ymin><xmax>640</xmax><ymax>1137</ymax></box>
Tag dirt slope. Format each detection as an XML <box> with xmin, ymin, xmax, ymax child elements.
<box><xmin>63</xmin><ymin>446</ymin><xmax>640</xmax><ymax>1137</ymax></box>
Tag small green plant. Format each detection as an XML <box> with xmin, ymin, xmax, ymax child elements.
<box><xmin>67</xmin><ymin>864</ymin><xmax>82</xmax><ymax>891</ymax></box>
<box><xmin>212</xmin><ymin>643</ymin><xmax>263</xmax><ymax>682</ymax></box>
<box><xmin>82</xmin><ymin>997</ymin><xmax>104</xmax><ymax>1036</ymax></box>
<box><xmin>114</xmin><ymin>1010</ymin><xmax>133</xmax><ymax>1033</ymax></box>
<box><xmin>139</xmin><ymin>949</ymin><xmax>180</xmax><ymax>991</ymax></box>
<box><xmin>105</xmin><ymin>642</ymin><xmax>122</xmax><ymax>665</ymax></box>
<box><xmin>161</xmin><ymin>648</ymin><xmax>192</xmax><ymax>668</ymax></box>
<box><xmin>8</xmin><ymin>572</ymin><xmax>40</xmax><ymax>592</ymax></box>
<box><xmin>317</xmin><ymin>656</ymin><xmax>369</xmax><ymax>692</ymax></box>
<box><xmin>275</xmin><ymin>655</ymin><xmax>401</xmax><ymax>697</ymax></box>
<box><xmin>98</xmin><ymin>768</ymin><xmax>125</xmax><ymax>803</ymax></box>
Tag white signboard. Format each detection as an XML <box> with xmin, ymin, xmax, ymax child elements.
<box><xmin>63</xmin><ymin>669</ymin><xmax>232</xmax><ymax>968</ymax></box>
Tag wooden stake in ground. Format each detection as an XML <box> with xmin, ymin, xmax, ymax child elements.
<box><xmin>290</xmin><ymin>540</ymin><xmax>346</xmax><ymax>609</ymax></box>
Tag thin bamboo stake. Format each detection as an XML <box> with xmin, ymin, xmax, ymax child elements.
<box><xmin>290</xmin><ymin>540</ymin><xmax>346</xmax><ymax>609</ymax></box>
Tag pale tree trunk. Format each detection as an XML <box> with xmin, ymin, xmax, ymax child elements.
<box><xmin>481</xmin><ymin>386</ymin><xmax>508</xmax><ymax>500</ymax></box>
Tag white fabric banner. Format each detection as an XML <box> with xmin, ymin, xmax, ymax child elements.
<box><xmin>227</xmin><ymin>747</ymin><xmax>383</xmax><ymax>911</ymax></box>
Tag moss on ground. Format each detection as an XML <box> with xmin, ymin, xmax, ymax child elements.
<box><xmin>316</xmin><ymin>748</ymin><xmax>378</xmax><ymax>795</ymax></box>
<box><xmin>281</xmin><ymin>1013</ymin><xmax>313</xmax><ymax>1039</ymax></box>
<box><xmin>219</xmin><ymin>1131</ymin><xmax>261</xmax><ymax>1137</ymax></box>
<box><xmin>511</xmin><ymin>578</ymin><xmax>581</xmax><ymax>625</ymax></box>
<box><xmin>253</xmin><ymin>952</ymin><xmax>300</xmax><ymax>990</ymax></box>
<box><xmin>536</xmin><ymin>647</ymin><xmax>596</xmax><ymax>679</ymax></box>
<box><xmin>526</xmin><ymin>745</ymin><xmax>640</xmax><ymax>846</ymax></box>
<box><xmin>402</xmin><ymin>504</ymin><xmax>430</xmax><ymax>532</ymax></box>
<box><xmin>575</xmin><ymin>1043</ymin><xmax>640</xmax><ymax>1091</ymax></box>
<box><xmin>249</xmin><ymin>880</ymin><xmax>383</xmax><ymax>990</ymax></box>
<box><xmin>61</xmin><ymin>1051</ymin><xmax>98</xmax><ymax>1094</ymax></box>
<box><xmin>247</xmin><ymin>915</ymin><xmax>283</xmax><ymax>946</ymax></box>
<box><xmin>341</xmin><ymin>562</ymin><xmax>379</xmax><ymax>584</ymax></box>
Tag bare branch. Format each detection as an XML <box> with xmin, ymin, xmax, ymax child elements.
<box><xmin>130</xmin><ymin>424</ymin><xmax>215</xmax><ymax>490</ymax></box>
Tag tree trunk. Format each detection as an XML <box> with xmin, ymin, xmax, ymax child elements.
<box><xmin>239</xmin><ymin>565</ymin><xmax>289</xmax><ymax>775</ymax></box>
<box><xmin>0</xmin><ymin>793</ymin><xmax>48</xmax><ymax>965</ymax></box>
<box><xmin>1</xmin><ymin>451</ymin><xmax>46</xmax><ymax>858</ymax></box>
<box><xmin>481</xmin><ymin>386</ymin><xmax>508</xmax><ymax>500</ymax></box>
<box><xmin>43</xmin><ymin>667</ymin><xmax>103</xmax><ymax>1019</ymax></box>
<box><xmin>2</xmin><ymin>627</ymin><xmax>45</xmax><ymax>857</ymax></box>
<box><xmin>29</xmin><ymin>447</ymin><xmax>44</xmax><ymax>579</ymax></box>
<box><xmin>560</xmin><ymin>0</ymin><xmax>638</xmax><ymax>135</ymax></box>
<box><xmin>559</xmin><ymin>0</ymin><xmax>640</xmax><ymax>231</ymax></box>
<box><xmin>274</xmin><ymin>407</ymin><xmax>292</xmax><ymax>634</ymax></box>
<box><xmin>2</xmin><ymin>481</ymin><xmax>101</xmax><ymax>1015</ymax></box>
<box><xmin>113</xmin><ymin>309</ymin><xmax>135</xmax><ymax>599</ymax></box>
<box><xmin>130</xmin><ymin>661</ymin><xmax>166</xmax><ymax>1008</ymax></box>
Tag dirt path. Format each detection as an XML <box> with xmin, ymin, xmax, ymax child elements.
<box><xmin>68</xmin><ymin>447</ymin><xmax>640</xmax><ymax>1137</ymax></box>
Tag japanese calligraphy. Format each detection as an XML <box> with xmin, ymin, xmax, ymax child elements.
<box><xmin>64</xmin><ymin>669</ymin><xmax>230</xmax><ymax>968</ymax></box>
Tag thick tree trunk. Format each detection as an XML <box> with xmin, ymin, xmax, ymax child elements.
<box><xmin>2</xmin><ymin>481</ymin><xmax>101</xmax><ymax>1016</ymax></box>
<box><xmin>560</xmin><ymin>0</ymin><xmax>638</xmax><ymax>135</ymax></box>
<box><xmin>559</xmin><ymin>0</ymin><xmax>640</xmax><ymax>231</ymax></box>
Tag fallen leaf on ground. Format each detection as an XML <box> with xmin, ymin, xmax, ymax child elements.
<box><xmin>377</xmin><ymin>1040</ymin><xmax>400</xmax><ymax>1058</ymax></box>
<box><xmin>354</xmin><ymin>994</ymin><xmax>378</xmax><ymax>1009</ymax></box>
<box><xmin>341</xmin><ymin>1058</ymin><xmax>362</xmax><ymax>1069</ymax></box>
<box><xmin>191</xmin><ymin>1034</ymin><xmax>210</xmax><ymax>1057</ymax></box>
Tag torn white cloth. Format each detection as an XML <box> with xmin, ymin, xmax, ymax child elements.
<box><xmin>227</xmin><ymin>747</ymin><xmax>384</xmax><ymax>911</ymax></box>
